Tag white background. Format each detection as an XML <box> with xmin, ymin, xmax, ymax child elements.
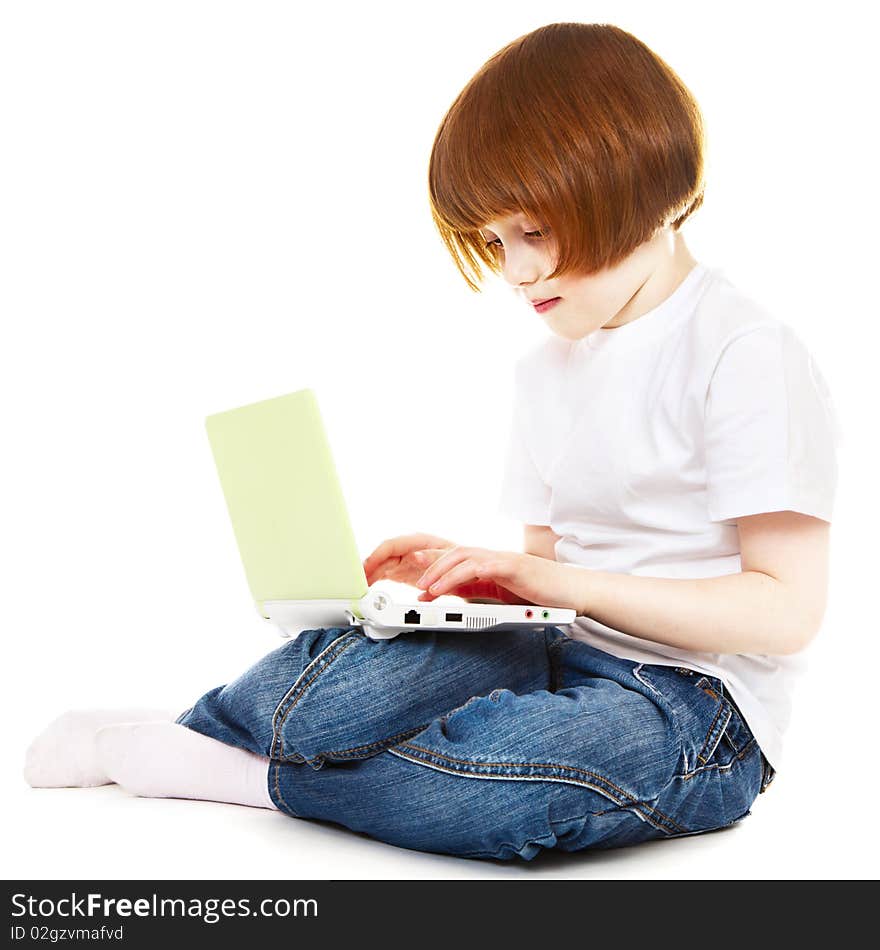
<box><xmin>2</xmin><ymin>0</ymin><xmax>877</xmax><ymax>879</ymax></box>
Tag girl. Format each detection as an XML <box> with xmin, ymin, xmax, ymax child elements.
<box><xmin>24</xmin><ymin>22</ymin><xmax>837</xmax><ymax>861</ymax></box>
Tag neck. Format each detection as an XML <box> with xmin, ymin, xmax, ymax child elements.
<box><xmin>604</xmin><ymin>230</ymin><xmax>698</xmax><ymax>329</ymax></box>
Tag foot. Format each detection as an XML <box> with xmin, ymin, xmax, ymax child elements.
<box><xmin>23</xmin><ymin>707</ymin><xmax>180</xmax><ymax>788</ymax></box>
<box><xmin>94</xmin><ymin>721</ymin><xmax>276</xmax><ymax>809</ymax></box>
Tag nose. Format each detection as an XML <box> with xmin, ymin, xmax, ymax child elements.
<box><xmin>501</xmin><ymin>245</ymin><xmax>544</xmax><ymax>288</ymax></box>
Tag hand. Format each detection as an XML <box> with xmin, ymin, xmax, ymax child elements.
<box><xmin>414</xmin><ymin>545</ymin><xmax>583</xmax><ymax>610</ymax></box>
<box><xmin>363</xmin><ymin>532</ymin><xmax>458</xmax><ymax>588</ymax></box>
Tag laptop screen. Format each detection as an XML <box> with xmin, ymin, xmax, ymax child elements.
<box><xmin>205</xmin><ymin>388</ymin><xmax>369</xmax><ymax>617</ymax></box>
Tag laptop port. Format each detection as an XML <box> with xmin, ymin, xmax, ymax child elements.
<box><xmin>445</xmin><ymin>612</ymin><xmax>463</xmax><ymax>622</ymax></box>
<box><xmin>404</xmin><ymin>609</ymin><xmax>421</xmax><ymax>624</ymax></box>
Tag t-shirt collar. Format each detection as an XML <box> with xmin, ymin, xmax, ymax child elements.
<box><xmin>579</xmin><ymin>262</ymin><xmax>710</xmax><ymax>353</ymax></box>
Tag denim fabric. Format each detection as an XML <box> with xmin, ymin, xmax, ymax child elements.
<box><xmin>176</xmin><ymin>625</ymin><xmax>774</xmax><ymax>861</ymax></box>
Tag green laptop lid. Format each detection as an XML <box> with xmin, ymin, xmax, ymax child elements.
<box><xmin>204</xmin><ymin>388</ymin><xmax>368</xmax><ymax>617</ymax></box>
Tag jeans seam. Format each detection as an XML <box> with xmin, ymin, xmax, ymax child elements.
<box><xmin>677</xmin><ymin>737</ymin><xmax>757</xmax><ymax>781</ymax></box>
<box><xmin>677</xmin><ymin>674</ymin><xmax>757</xmax><ymax>768</ymax></box>
<box><xmin>628</xmin><ymin>665</ymin><xmax>689</xmax><ymax>774</ymax></box>
<box><xmin>270</xmin><ymin>630</ymin><xmax>361</xmax><ymax>759</ymax></box>
<box><xmin>272</xmin><ymin>762</ymin><xmax>300</xmax><ymax>818</ymax></box>
<box><xmin>279</xmin><ymin>723</ymin><xmax>432</xmax><ymax>767</ymax></box>
<box><xmin>389</xmin><ymin>743</ymin><xmax>689</xmax><ymax>836</ymax></box>
<box><xmin>324</xmin><ymin>723</ymin><xmax>430</xmax><ymax>759</ymax></box>
<box><xmin>632</xmin><ymin>663</ymin><xmax>661</xmax><ymax>695</ymax></box>
<box><xmin>696</xmin><ymin>702</ymin><xmax>733</xmax><ymax>765</ymax></box>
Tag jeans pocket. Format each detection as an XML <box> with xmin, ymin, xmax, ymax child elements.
<box><xmin>689</xmin><ymin>675</ymin><xmax>756</xmax><ymax>766</ymax></box>
<box><xmin>657</xmin><ymin>669</ymin><xmax>765</xmax><ymax>834</ymax></box>
<box><xmin>655</xmin><ymin>668</ymin><xmax>758</xmax><ymax>777</ymax></box>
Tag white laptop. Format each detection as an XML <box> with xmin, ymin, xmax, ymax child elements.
<box><xmin>203</xmin><ymin>387</ymin><xmax>576</xmax><ymax>640</ymax></box>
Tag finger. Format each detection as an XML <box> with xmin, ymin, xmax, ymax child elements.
<box><xmin>370</xmin><ymin>546</ymin><xmax>452</xmax><ymax>584</ymax></box>
<box><xmin>363</xmin><ymin>534</ymin><xmax>451</xmax><ymax>576</ymax></box>
<box><xmin>364</xmin><ymin>539</ymin><xmax>422</xmax><ymax>579</ymax></box>
<box><xmin>426</xmin><ymin>558</ymin><xmax>482</xmax><ymax>596</ymax></box>
<box><xmin>411</xmin><ymin>547</ymin><xmax>449</xmax><ymax>567</ymax></box>
<box><xmin>368</xmin><ymin>556</ymin><xmax>406</xmax><ymax>584</ymax></box>
<box><xmin>363</xmin><ymin>537</ymin><xmax>407</xmax><ymax>575</ymax></box>
<box><xmin>363</xmin><ymin>540</ymin><xmax>402</xmax><ymax>576</ymax></box>
<box><xmin>434</xmin><ymin>558</ymin><xmax>510</xmax><ymax>597</ymax></box>
<box><xmin>417</xmin><ymin>589</ymin><xmax>466</xmax><ymax>603</ymax></box>
<box><xmin>415</xmin><ymin>546</ymin><xmax>470</xmax><ymax>589</ymax></box>
<box><xmin>420</xmin><ymin>582</ymin><xmax>479</xmax><ymax>601</ymax></box>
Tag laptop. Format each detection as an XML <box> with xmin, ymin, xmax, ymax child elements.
<box><xmin>204</xmin><ymin>387</ymin><xmax>576</xmax><ymax>640</ymax></box>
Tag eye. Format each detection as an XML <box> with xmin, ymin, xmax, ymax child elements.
<box><xmin>484</xmin><ymin>229</ymin><xmax>549</xmax><ymax>249</ymax></box>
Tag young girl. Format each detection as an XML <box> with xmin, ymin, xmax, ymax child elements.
<box><xmin>24</xmin><ymin>22</ymin><xmax>837</xmax><ymax>861</ymax></box>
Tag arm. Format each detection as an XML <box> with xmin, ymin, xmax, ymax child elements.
<box><xmin>569</xmin><ymin>511</ymin><xmax>830</xmax><ymax>656</ymax></box>
<box><xmin>523</xmin><ymin>524</ymin><xmax>561</xmax><ymax>561</ymax></box>
<box><xmin>417</xmin><ymin>512</ymin><xmax>830</xmax><ymax>655</ymax></box>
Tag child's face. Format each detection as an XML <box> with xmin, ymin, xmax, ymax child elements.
<box><xmin>479</xmin><ymin>214</ymin><xmax>682</xmax><ymax>341</ymax></box>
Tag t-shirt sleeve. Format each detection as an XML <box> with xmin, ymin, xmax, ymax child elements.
<box><xmin>497</xmin><ymin>382</ymin><xmax>552</xmax><ymax>526</ymax></box>
<box><xmin>704</xmin><ymin>324</ymin><xmax>839</xmax><ymax>524</ymax></box>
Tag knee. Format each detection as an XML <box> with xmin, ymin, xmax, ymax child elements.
<box><xmin>270</xmin><ymin>629</ymin><xmax>517</xmax><ymax>769</ymax></box>
<box><xmin>270</xmin><ymin>629</ymin><xmax>458</xmax><ymax>767</ymax></box>
<box><xmin>179</xmin><ymin>626</ymin><xmax>360</xmax><ymax>759</ymax></box>
<box><xmin>270</xmin><ymin>626</ymin><xmax>554</xmax><ymax>770</ymax></box>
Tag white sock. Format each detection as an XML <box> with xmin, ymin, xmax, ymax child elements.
<box><xmin>23</xmin><ymin>707</ymin><xmax>180</xmax><ymax>789</ymax></box>
<box><xmin>95</xmin><ymin>721</ymin><xmax>277</xmax><ymax>810</ymax></box>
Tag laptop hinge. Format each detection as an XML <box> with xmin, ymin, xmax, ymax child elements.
<box><xmin>260</xmin><ymin>599</ymin><xmax>364</xmax><ymax>639</ymax></box>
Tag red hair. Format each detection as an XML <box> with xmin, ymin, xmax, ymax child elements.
<box><xmin>428</xmin><ymin>22</ymin><xmax>706</xmax><ymax>291</ymax></box>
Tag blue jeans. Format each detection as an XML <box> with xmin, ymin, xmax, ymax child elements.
<box><xmin>176</xmin><ymin>625</ymin><xmax>775</xmax><ymax>861</ymax></box>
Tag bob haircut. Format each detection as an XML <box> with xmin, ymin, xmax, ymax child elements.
<box><xmin>428</xmin><ymin>22</ymin><xmax>706</xmax><ymax>292</ymax></box>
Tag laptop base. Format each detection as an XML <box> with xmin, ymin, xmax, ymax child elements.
<box><xmin>261</xmin><ymin>598</ymin><xmax>424</xmax><ymax>640</ymax></box>
<box><xmin>261</xmin><ymin>595</ymin><xmax>575</xmax><ymax>641</ymax></box>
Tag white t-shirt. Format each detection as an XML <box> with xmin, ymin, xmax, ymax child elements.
<box><xmin>497</xmin><ymin>262</ymin><xmax>839</xmax><ymax>771</ymax></box>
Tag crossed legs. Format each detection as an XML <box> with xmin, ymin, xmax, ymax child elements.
<box><xmin>24</xmin><ymin>625</ymin><xmax>734</xmax><ymax>860</ymax></box>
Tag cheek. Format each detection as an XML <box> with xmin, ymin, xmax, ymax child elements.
<box><xmin>570</xmin><ymin>277</ymin><xmax>622</xmax><ymax>315</ymax></box>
